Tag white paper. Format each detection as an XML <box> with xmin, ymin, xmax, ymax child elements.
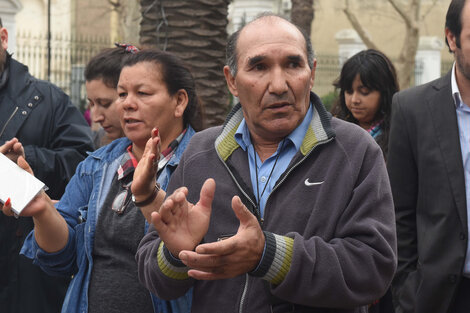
<box><xmin>0</xmin><ymin>153</ymin><xmax>45</xmax><ymax>215</ymax></box>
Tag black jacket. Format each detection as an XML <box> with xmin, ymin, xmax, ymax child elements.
<box><xmin>0</xmin><ymin>56</ymin><xmax>93</xmax><ymax>313</ymax></box>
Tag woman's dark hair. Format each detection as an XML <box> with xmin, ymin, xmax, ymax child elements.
<box><xmin>331</xmin><ymin>49</ymin><xmax>399</xmax><ymax>158</ymax></box>
<box><xmin>121</xmin><ymin>48</ymin><xmax>203</xmax><ymax>131</ymax></box>
<box><xmin>84</xmin><ymin>47</ymin><xmax>129</xmax><ymax>88</ymax></box>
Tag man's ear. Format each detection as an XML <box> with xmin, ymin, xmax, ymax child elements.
<box><xmin>445</xmin><ymin>27</ymin><xmax>457</xmax><ymax>53</ymax></box>
<box><xmin>0</xmin><ymin>27</ymin><xmax>8</xmax><ymax>51</ymax></box>
<box><xmin>309</xmin><ymin>59</ymin><xmax>317</xmax><ymax>90</ymax></box>
<box><xmin>224</xmin><ymin>65</ymin><xmax>239</xmax><ymax>97</ymax></box>
<box><xmin>174</xmin><ymin>89</ymin><xmax>188</xmax><ymax>119</ymax></box>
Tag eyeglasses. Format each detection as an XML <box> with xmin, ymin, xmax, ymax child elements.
<box><xmin>111</xmin><ymin>181</ymin><xmax>132</xmax><ymax>215</ymax></box>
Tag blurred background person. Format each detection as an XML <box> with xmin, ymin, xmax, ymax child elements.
<box><xmin>331</xmin><ymin>48</ymin><xmax>399</xmax><ymax>313</ymax></box>
<box><xmin>0</xmin><ymin>17</ymin><xmax>93</xmax><ymax>313</ymax></box>
<box><xmin>84</xmin><ymin>45</ymin><xmax>129</xmax><ymax>149</ymax></box>
<box><xmin>331</xmin><ymin>49</ymin><xmax>399</xmax><ymax>161</ymax></box>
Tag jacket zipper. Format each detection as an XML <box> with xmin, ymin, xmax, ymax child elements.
<box><xmin>0</xmin><ymin>106</ymin><xmax>18</xmax><ymax>138</ymax></box>
<box><xmin>238</xmin><ymin>274</ymin><xmax>249</xmax><ymax>313</ymax></box>
<box><xmin>216</xmin><ymin>136</ymin><xmax>334</xmax><ymax>312</ymax></box>
<box><xmin>216</xmin><ymin>152</ymin><xmax>260</xmax><ymax>222</ymax></box>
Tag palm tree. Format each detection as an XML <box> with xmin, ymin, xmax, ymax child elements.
<box><xmin>291</xmin><ymin>0</ymin><xmax>314</xmax><ymax>36</ymax></box>
<box><xmin>140</xmin><ymin>0</ymin><xmax>231</xmax><ymax>127</ymax></box>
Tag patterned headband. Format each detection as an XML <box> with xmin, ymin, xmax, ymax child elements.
<box><xmin>114</xmin><ymin>43</ymin><xmax>139</xmax><ymax>54</ymax></box>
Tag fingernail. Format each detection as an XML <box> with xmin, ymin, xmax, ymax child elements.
<box><xmin>153</xmin><ymin>128</ymin><xmax>159</xmax><ymax>136</ymax></box>
<box><xmin>5</xmin><ymin>198</ymin><xmax>10</xmax><ymax>206</ymax></box>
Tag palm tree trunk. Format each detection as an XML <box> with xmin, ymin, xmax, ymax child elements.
<box><xmin>291</xmin><ymin>0</ymin><xmax>314</xmax><ymax>36</ymax></box>
<box><xmin>140</xmin><ymin>0</ymin><xmax>230</xmax><ymax>128</ymax></box>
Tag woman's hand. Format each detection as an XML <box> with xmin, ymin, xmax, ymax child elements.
<box><xmin>0</xmin><ymin>155</ymin><xmax>68</xmax><ymax>253</ymax></box>
<box><xmin>0</xmin><ymin>156</ymin><xmax>52</xmax><ymax>218</ymax></box>
<box><xmin>132</xmin><ymin>128</ymin><xmax>166</xmax><ymax>222</ymax></box>
<box><xmin>132</xmin><ymin>127</ymin><xmax>161</xmax><ymax>200</ymax></box>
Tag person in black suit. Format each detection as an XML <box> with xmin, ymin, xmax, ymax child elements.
<box><xmin>388</xmin><ymin>0</ymin><xmax>470</xmax><ymax>312</ymax></box>
<box><xmin>0</xmin><ymin>17</ymin><xmax>93</xmax><ymax>313</ymax></box>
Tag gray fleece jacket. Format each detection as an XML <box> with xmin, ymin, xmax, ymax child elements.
<box><xmin>136</xmin><ymin>92</ymin><xmax>397</xmax><ymax>313</ymax></box>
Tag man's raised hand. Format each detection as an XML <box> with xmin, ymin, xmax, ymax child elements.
<box><xmin>151</xmin><ymin>178</ymin><xmax>215</xmax><ymax>257</ymax></box>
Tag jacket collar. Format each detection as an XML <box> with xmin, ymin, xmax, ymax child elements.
<box><xmin>167</xmin><ymin>125</ymin><xmax>195</xmax><ymax>167</ymax></box>
<box><xmin>215</xmin><ymin>92</ymin><xmax>335</xmax><ymax>161</ymax></box>
<box><xmin>5</xmin><ymin>57</ymin><xmax>34</xmax><ymax>99</ymax></box>
<box><xmin>426</xmin><ymin>71</ymin><xmax>468</xmax><ymax>231</ymax></box>
<box><xmin>89</xmin><ymin>125</ymin><xmax>196</xmax><ymax>165</ymax></box>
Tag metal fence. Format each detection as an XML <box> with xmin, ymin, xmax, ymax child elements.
<box><xmin>314</xmin><ymin>54</ymin><xmax>341</xmax><ymax>97</ymax></box>
<box><xmin>15</xmin><ymin>31</ymin><xmax>112</xmax><ymax>110</ymax></box>
<box><xmin>12</xmin><ymin>32</ymin><xmax>455</xmax><ymax>110</ymax></box>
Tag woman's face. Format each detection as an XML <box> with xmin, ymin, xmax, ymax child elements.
<box><xmin>117</xmin><ymin>62</ymin><xmax>186</xmax><ymax>150</ymax></box>
<box><xmin>344</xmin><ymin>74</ymin><xmax>381</xmax><ymax>130</ymax></box>
<box><xmin>86</xmin><ymin>79</ymin><xmax>124</xmax><ymax>140</ymax></box>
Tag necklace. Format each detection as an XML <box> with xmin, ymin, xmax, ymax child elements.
<box><xmin>253</xmin><ymin>139</ymin><xmax>285</xmax><ymax>213</ymax></box>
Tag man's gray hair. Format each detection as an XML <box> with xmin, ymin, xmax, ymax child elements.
<box><xmin>226</xmin><ymin>12</ymin><xmax>315</xmax><ymax>77</ymax></box>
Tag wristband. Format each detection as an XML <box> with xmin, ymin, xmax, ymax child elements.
<box><xmin>132</xmin><ymin>183</ymin><xmax>160</xmax><ymax>207</ymax></box>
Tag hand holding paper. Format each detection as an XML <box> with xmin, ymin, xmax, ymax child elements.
<box><xmin>0</xmin><ymin>153</ymin><xmax>46</xmax><ymax>215</ymax></box>
<box><xmin>1</xmin><ymin>155</ymin><xmax>69</xmax><ymax>253</ymax></box>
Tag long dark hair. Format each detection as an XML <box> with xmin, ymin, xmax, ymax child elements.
<box><xmin>121</xmin><ymin>48</ymin><xmax>204</xmax><ymax>131</ymax></box>
<box><xmin>331</xmin><ymin>49</ymin><xmax>398</xmax><ymax>158</ymax></box>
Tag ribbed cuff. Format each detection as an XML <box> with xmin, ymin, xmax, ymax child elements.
<box><xmin>249</xmin><ymin>231</ymin><xmax>293</xmax><ymax>285</ymax></box>
<box><xmin>157</xmin><ymin>242</ymin><xmax>189</xmax><ymax>280</ymax></box>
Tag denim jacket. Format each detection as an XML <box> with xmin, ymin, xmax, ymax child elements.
<box><xmin>21</xmin><ymin>126</ymin><xmax>195</xmax><ymax>313</ymax></box>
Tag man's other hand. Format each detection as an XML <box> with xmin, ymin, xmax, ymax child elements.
<box><xmin>179</xmin><ymin>195</ymin><xmax>265</xmax><ymax>280</ymax></box>
<box><xmin>151</xmin><ymin>178</ymin><xmax>216</xmax><ymax>257</ymax></box>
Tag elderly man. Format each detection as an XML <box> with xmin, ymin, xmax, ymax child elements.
<box><xmin>0</xmin><ymin>18</ymin><xmax>93</xmax><ymax>313</ymax></box>
<box><xmin>136</xmin><ymin>14</ymin><xmax>396</xmax><ymax>312</ymax></box>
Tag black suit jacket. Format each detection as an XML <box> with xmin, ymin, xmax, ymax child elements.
<box><xmin>388</xmin><ymin>71</ymin><xmax>468</xmax><ymax>313</ymax></box>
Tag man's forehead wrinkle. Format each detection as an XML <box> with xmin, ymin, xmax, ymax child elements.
<box><xmin>238</xmin><ymin>16</ymin><xmax>301</xmax><ymax>45</ymax></box>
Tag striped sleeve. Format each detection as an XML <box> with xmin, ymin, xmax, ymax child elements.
<box><xmin>249</xmin><ymin>231</ymin><xmax>294</xmax><ymax>285</ymax></box>
<box><xmin>157</xmin><ymin>241</ymin><xmax>190</xmax><ymax>280</ymax></box>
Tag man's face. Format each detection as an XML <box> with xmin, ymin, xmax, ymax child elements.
<box><xmin>447</xmin><ymin>0</ymin><xmax>470</xmax><ymax>83</ymax></box>
<box><xmin>224</xmin><ymin>18</ymin><xmax>315</xmax><ymax>144</ymax></box>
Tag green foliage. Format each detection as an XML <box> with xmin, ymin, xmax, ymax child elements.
<box><xmin>321</xmin><ymin>90</ymin><xmax>339</xmax><ymax>112</ymax></box>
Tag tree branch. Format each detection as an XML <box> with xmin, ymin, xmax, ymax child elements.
<box><xmin>421</xmin><ymin>0</ymin><xmax>438</xmax><ymax>20</ymax></box>
<box><xmin>108</xmin><ymin>0</ymin><xmax>120</xmax><ymax>10</ymax></box>
<box><xmin>388</xmin><ymin>0</ymin><xmax>418</xmax><ymax>30</ymax></box>
<box><xmin>343</xmin><ymin>0</ymin><xmax>378</xmax><ymax>50</ymax></box>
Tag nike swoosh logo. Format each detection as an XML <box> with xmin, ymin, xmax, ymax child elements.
<box><xmin>304</xmin><ymin>179</ymin><xmax>324</xmax><ymax>186</ymax></box>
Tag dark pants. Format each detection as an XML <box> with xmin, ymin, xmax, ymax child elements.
<box><xmin>450</xmin><ymin>277</ymin><xmax>470</xmax><ymax>313</ymax></box>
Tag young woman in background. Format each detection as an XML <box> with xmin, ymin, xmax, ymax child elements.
<box><xmin>331</xmin><ymin>49</ymin><xmax>399</xmax><ymax>161</ymax></box>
